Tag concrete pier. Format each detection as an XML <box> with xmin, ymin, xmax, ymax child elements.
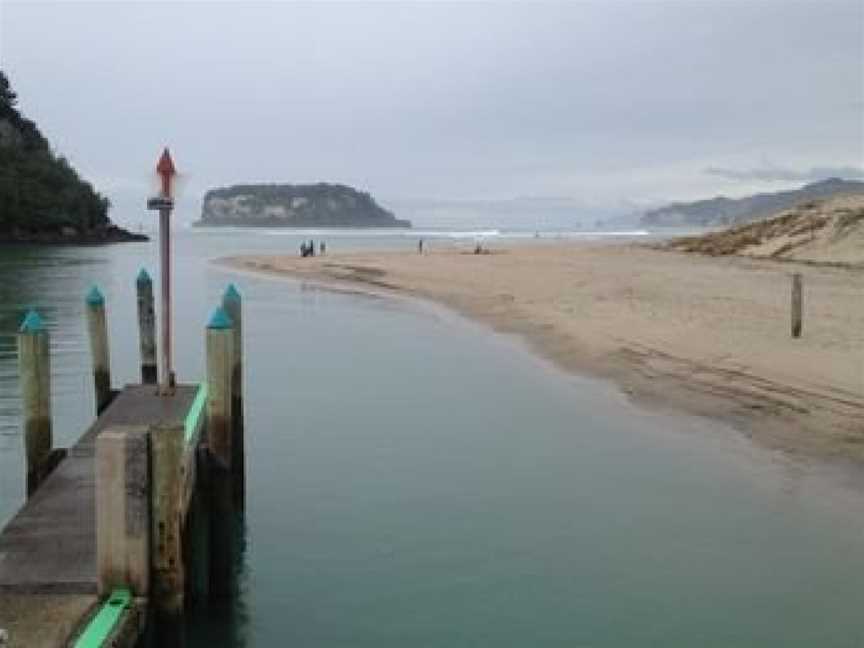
<box><xmin>1</xmin><ymin>283</ymin><xmax>246</xmax><ymax>645</ymax></box>
<box><xmin>0</xmin><ymin>385</ymin><xmax>200</xmax><ymax>647</ymax></box>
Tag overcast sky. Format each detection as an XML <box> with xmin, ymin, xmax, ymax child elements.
<box><xmin>1</xmin><ymin>0</ymin><xmax>862</xmax><ymax>223</ymax></box>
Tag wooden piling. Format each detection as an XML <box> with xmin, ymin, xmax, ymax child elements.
<box><xmin>86</xmin><ymin>286</ymin><xmax>112</xmax><ymax>413</ymax></box>
<box><xmin>222</xmin><ymin>284</ymin><xmax>244</xmax><ymax>505</ymax></box>
<box><xmin>791</xmin><ymin>273</ymin><xmax>803</xmax><ymax>338</ymax></box>
<box><xmin>17</xmin><ymin>310</ymin><xmax>54</xmax><ymax>497</ymax></box>
<box><xmin>206</xmin><ymin>306</ymin><xmax>234</xmax><ymax>470</ymax></box>
<box><xmin>96</xmin><ymin>426</ymin><xmax>150</xmax><ymax>596</ymax></box>
<box><xmin>206</xmin><ymin>306</ymin><xmax>235</xmax><ymax>597</ymax></box>
<box><xmin>136</xmin><ymin>269</ymin><xmax>158</xmax><ymax>384</ymax></box>
<box><xmin>186</xmin><ymin>444</ymin><xmax>211</xmax><ymax>604</ymax></box>
<box><xmin>150</xmin><ymin>421</ymin><xmax>185</xmax><ymax>618</ymax></box>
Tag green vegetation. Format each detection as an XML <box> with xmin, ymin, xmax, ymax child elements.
<box><xmin>0</xmin><ymin>70</ymin><xmax>141</xmax><ymax>242</ymax></box>
<box><xmin>200</xmin><ymin>183</ymin><xmax>411</xmax><ymax>228</ymax></box>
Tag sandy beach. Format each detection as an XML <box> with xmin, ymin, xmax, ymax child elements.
<box><xmin>222</xmin><ymin>243</ymin><xmax>864</xmax><ymax>464</ymax></box>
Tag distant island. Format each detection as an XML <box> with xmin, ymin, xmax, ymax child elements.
<box><xmin>0</xmin><ymin>71</ymin><xmax>145</xmax><ymax>244</ymax></box>
<box><xmin>198</xmin><ymin>183</ymin><xmax>411</xmax><ymax>228</ymax></box>
<box><xmin>641</xmin><ymin>178</ymin><xmax>864</xmax><ymax>228</ymax></box>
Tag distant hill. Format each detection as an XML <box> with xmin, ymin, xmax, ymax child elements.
<box><xmin>0</xmin><ymin>70</ymin><xmax>144</xmax><ymax>243</ymax></box>
<box><xmin>641</xmin><ymin>178</ymin><xmax>864</xmax><ymax>228</ymax></box>
<box><xmin>662</xmin><ymin>194</ymin><xmax>864</xmax><ymax>266</ymax></box>
<box><xmin>199</xmin><ymin>183</ymin><xmax>411</xmax><ymax>228</ymax></box>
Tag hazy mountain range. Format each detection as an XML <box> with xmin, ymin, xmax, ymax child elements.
<box><xmin>640</xmin><ymin>178</ymin><xmax>864</xmax><ymax>228</ymax></box>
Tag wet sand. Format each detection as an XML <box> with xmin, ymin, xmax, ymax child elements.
<box><xmin>220</xmin><ymin>243</ymin><xmax>864</xmax><ymax>464</ymax></box>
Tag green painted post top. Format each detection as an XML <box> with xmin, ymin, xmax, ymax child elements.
<box><xmin>207</xmin><ymin>306</ymin><xmax>233</xmax><ymax>330</ymax></box>
<box><xmin>85</xmin><ymin>285</ymin><xmax>105</xmax><ymax>307</ymax></box>
<box><xmin>136</xmin><ymin>268</ymin><xmax>151</xmax><ymax>285</ymax></box>
<box><xmin>19</xmin><ymin>309</ymin><xmax>45</xmax><ymax>333</ymax></box>
<box><xmin>223</xmin><ymin>283</ymin><xmax>242</xmax><ymax>302</ymax></box>
<box><xmin>72</xmin><ymin>587</ymin><xmax>132</xmax><ymax>648</ymax></box>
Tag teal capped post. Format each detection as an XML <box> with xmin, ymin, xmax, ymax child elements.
<box><xmin>221</xmin><ymin>283</ymin><xmax>244</xmax><ymax>507</ymax></box>
<box><xmin>85</xmin><ymin>285</ymin><xmax>111</xmax><ymax>413</ymax></box>
<box><xmin>19</xmin><ymin>309</ymin><xmax>45</xmax><ymax>334</ymax></box>
<box><xmin>136</xmin><ymin>268</ymin><xmax>157</xmax><ymax>384</ymax></box>
<box><xmin>17</xmin><ymin>308</ymin><xmax>53</xmax><ymax>496</ymax></box>
<box><xmin>207</xmin><ymin>306</ymin><xmax>233</xmax><ymax>330</ymax></box>
<box><xmin>205</xmin><ymin>300</ymin><xmax>236</xmax><ymax>595</ymax></box>
<box><xmin>85</xmin><ymin>285</ymin><xmax>105</xmax><ymax>307</ymax></box>
<box><xmin>223</xmin><ymin>283</ymin><xmax>241</xmax><ymax>302</ymax></box>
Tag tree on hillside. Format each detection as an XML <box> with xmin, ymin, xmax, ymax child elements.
<box><xmin>0</xmin><ymin>71</ymin><xmax>17</xmax><ymax>110</ymax></box>
<box><xmin>0</xmin><ymin>69</ymin><xmax>111</xmax><ymax>233</ymax></box>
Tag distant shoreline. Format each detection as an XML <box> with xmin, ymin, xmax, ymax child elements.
<box><xmin>0</xmin><ymin>225</ymin><xmax>147</xmax><ymax>245</ymax></box>
<box><xmin>218</xmin><ymin>243</ymin><xmax>864</xmax><ymax>467</ymax></box>
<box><xmin>193</xmin><ymin>220</ymin><xmax>411</xmax><ymax>229</ymax></box>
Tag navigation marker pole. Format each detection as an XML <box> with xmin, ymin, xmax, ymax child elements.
<box><xmin>147</xmin><ymin>148</ymin><xmax>178</xmax><ymax>394</ymax></box>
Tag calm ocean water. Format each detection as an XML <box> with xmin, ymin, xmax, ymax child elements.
<box><xmin>1</xmin><ymin>227</ymin><xmax>863</xmax><ymax>646</ymax></box>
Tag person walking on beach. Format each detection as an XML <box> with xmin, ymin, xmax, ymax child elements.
<box><xmin>418</xmin><ymin>239</ymin><xmax>424</xmax><ymax>254</ymax></box>
<box><xmin>309</xmin><ymin>240</ymin><xmax>315</xmax><ymax>257</ymax></box>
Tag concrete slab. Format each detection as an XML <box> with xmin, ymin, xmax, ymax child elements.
<box><xmin>0</xmin><ymin>593</ymin><xmax>96</xmax><ymax>648</ymax></box>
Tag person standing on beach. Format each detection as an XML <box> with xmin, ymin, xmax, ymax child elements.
<box><xmin>320</xmin><ymin>241</ymin><xmax>326</xmax><ymax>255</ymax></box>
<box><xmin>418</xmin><ymin>239</ymin><xmax>424</xmax><ymax>254</ymax></box>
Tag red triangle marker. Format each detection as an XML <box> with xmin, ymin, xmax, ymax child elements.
<box><xmin>156</xmin><ymin>147</ymin><xmax>176</xmax><ymax>197</ymax></box>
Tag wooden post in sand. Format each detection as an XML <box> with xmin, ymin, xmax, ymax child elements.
<box><xmin>86</xmin><ymin>286</ymin><xmax>112</xmax><ymax>413</ymax></box>
<box><xmin>222</xmin><ymin>284</ymin><xmax>244</xmax><ymax>506</ymax></box>
<box><xmin>137</xmin><ymin>269</ymin><xmax>158</xmax><ymax>384</ymax></box>
<box><xmin>206</xmin><ymin>306</ymin><xmax>235</xmax><ymax>597</ymax></box>
<box><xmin>791</xmin><ymin>273</ymin><xmax>803</xmax><ymax>338</ymax></box>
<box><xmin>17</xmin><ymin>310</ymin><xmax>56</xmax><ymax>497</ymax></box>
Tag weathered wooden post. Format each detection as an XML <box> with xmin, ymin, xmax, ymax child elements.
<box><xmin>206</xmin><ymin>306</ymin><xmax>235</xmax><ymax>597</ymax></box>
<box><xmin>17</xmin><ymin>310</ymin><xmax>54</xmax><ymax>496</ymax></box>
<box><xmin>791</xmin><ymin>273</ymin><xmax>803</xmax><ymax>338</ymax></box>
<box><xmin>206</xmin><ymin>306</ymin><xmax>234</xmax><ymax>469</ymax></box>
<box><xmin>86</xmin><ymin>286</ymin><xmax>112</xmax><ymax>413</ymax></box>
<box><xmin>150</xmin><ymin>420</ymin><xmax>185</xmax><ymax>620</ymax></box>
<box><xmin>137</xmin><ymin>269</ymin><xmax>158</xmax><ymax>384</ymax></box>
<box><xmin>222</xmin><ymin>284</ymin><xmax>244</xmax><ymax>505</ymax></box>
<box><xmin>96</xmin><ymin>425</ymin><xmax>150</xmax><ymax>596</ymax></box>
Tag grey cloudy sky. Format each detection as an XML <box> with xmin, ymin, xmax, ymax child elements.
<box><xmin>1</xmin><ymin>0</ymin><xmax>862</xmax><ymax>223</ymax></box>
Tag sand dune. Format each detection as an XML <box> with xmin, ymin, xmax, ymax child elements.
<box><xmin>663</xmin><ymin>194</ymin><xmax>864</xmax><ymax>265</ymax></box>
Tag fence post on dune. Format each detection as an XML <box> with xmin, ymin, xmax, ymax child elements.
<box><xmin>17</xmin><ymin>310</ymin><xmax>58</xmax><ymax>497</ymax></box>
<box><xmin>222</xmin><ymin>283</ymin><xmax>244</xmax><ymax>506</ymax></box>
<box><xmin>206</xmin><ymin>306</ymin><xmax>235</xmax><ymax>597</ymax></box>
<box><xmin>86</xmin><ymin>286</ymin><xmax>112</xmax><ymax>413</ymax></box>
<box><xmin>137</xmin><ymin>269</ymin><xmax>158</xmax><ymax>384</ymax></box>
<box><xmin>791</xmin><ymin>273</ymin><xmax>803</xmax><ymax>338</ymax></box>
